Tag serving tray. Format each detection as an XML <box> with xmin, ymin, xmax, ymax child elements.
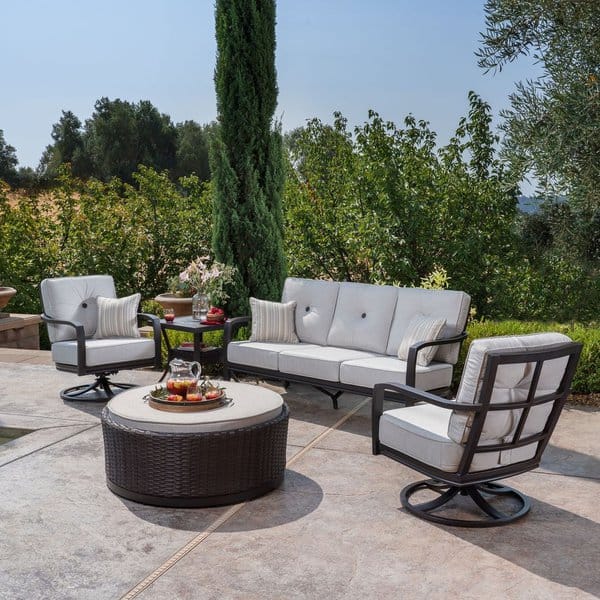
<box><xmin>145</xmin><ymin>386</ymin><xmax>231</xmax><ymax>413</ymax></box>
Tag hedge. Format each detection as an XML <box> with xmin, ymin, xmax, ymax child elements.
<box><xmin>455</xmin><ymin>320</ymin><xmax>600</xmax><ymax>394</ymax></box>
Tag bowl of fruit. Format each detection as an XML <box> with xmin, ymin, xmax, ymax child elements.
<box><xmin>204</xmin><ymin>307</ymin><xmax>225</xmax><ymax>324</ymax></box>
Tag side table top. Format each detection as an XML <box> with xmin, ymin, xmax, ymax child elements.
<box><xmin>106</xmin><ymin>380</ymin><xmax>283</xmax><ymax>433</ymax></box>
<box><xmin>160</xmin><ymin>316</ymin><xmax>226</xmax><ymax>333</ymax></box>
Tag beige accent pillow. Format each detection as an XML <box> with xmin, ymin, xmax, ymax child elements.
<box><xmin>249</xmin><ymin>297</ymin><xmax>299</xmax><ymax>343</ymax></box>
<box><xmin>94</xmin><ymin>293</ymin><xmax>141</xmax><ymax>339</ymax></box>
<box><xmin>397</xmin><ymin>314</ymin><xmax>446</xmax><ymax>366</ymax></box>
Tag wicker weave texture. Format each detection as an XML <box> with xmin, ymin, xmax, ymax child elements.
<box><xmin>101</xmin><ymin>404</ymin><xmax>289</xmax><ymax>500</ymax></box>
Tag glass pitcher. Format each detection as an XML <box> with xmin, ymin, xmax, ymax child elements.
<box><xmin>165</xmin><ymin>358</ymin><xmax>201</xmax><ymax>400</ymax></box>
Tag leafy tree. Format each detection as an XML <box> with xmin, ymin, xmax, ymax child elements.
<box><xmin>478</xmin><ymin>0</ymin><xmax>600</xmax><ymax>210</ymax></box>
<box><xmin>285</xmin><ymin>94</ymin><xmax>519</xmax><ymax>317</ymax></box>
<box><xmin>211</xmin><ymin>0</ymin><xmax>286</xmax><ymax>314</ymax></box>
<box><xmin>174</xmin><ymin>120</ymin><xmax>211</xmax><ymax>181</ymax></box>
<box><xmin>38</xmin><ymin>110</ymin><xmax>87</xmax><ymax>179</ymax></box>
<box><xmin>0</xmin><ymin>130</ymin><xmax>19</xmax><ymax>186</ymax></box>
<box><xmin>71</xmin><ymin>98</ymin><xmax>178</xmax><ymax>183</ymax></box>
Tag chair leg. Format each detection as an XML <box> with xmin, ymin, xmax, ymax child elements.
<box><xmin>60</xmin><ymin>374</ymin><xmax>136</xmax><ymax>402</ymax></box>
<box><xmin>400</xmin><ymin>479</ymin><xmax>531</xmax><ymax>528</ymax></box>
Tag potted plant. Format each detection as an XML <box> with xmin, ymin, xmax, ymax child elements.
<box><xmin>154</xmin><ymin>257</ymin><xmax>237</xmax><ymax>320</ymax></box>
<box><xmin>0</xmin><ymin>285</ymin><xmax>16</xmax><ymax>318</ymax></box>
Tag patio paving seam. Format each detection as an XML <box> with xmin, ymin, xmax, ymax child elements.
<box><xmin>0</xmin><ymin>423</ymin><xmax>99</xmax><ymax>469</ymax></box>
<box><xmin>120</xmin><ymin>397</ymin><xmax>371</xmax><ymax>600</ymax></box>
<box><xmin>531</xmin><ymin>469</ymin><xmax>600</xmax><ymax>482</ymax></box>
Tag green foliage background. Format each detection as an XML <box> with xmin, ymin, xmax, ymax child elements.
<box><xmin>0</xmin><ymin>166</ymin><xmax>212</xmax><ymax>316</ymax></box>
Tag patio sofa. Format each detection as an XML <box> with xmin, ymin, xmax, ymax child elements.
<box><xmin>224</xmin><ymin>278</ymin><xmax>471</xmax><ymax>408</ymax></box>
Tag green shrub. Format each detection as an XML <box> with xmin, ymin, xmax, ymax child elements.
<box><xmin>455</xmin><ymin>320</ymin><xmax>600</xmax><ymax>394</ymax></box>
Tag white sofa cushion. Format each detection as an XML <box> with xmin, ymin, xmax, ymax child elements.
<box><xmin>379</xmin><ymin>404</ymin><xmax>537</xmax><ymax>473</ymax></box>
<box><xmin>397</xmin><ymin>315</ymin><xmax>446</xmax><ymax>366</ymax></box>
<box><xmin>340</xmin><ymin>356</ymin><xmax>452</xmax><ymax>391</ymax></box>
<box><xmin>249</xmin><ymin>297</ymin><xmax>299</xmax><ymax>343</ymax></box>
<box><xmin>327</xmin><ymin>282</ymin><xmax>398</xmax><ymax>354</ymax></box>
<box><xmin>41</xmin><ymin>275</ymin><xmax>116</xmax><ymax>342</ymax></box>
<box><xmin>448</xmin><ymin>332</ymin><xmax>572</xmax><ymax>445</ymax></box>
<box><xmin>282</xmin><ymin>278</ymin><xmax>340</xmax><ymax>345</ymax></box>
<box><xmin>94</xmin><ymin>293</ymin><xmax>141</xmax><ymax>339</ymax></box>
<box><xmin>386</xmin><ymin>288</ymin><xmax>470</xmax><ymax>364</ymax></box>
<box><xmin>51</xmin><ymin>337</ymin><xmax>156</xmax><ymax>368</ymax></box>
<box><xmin>227</xmin><ymin>341</ymin><xmax>320</xmax><ymax>372</ymax></box>
<box><xmin>278</xmin><ymin>346</ymin><xmax>378</xmax><ymax>382</ymax></box>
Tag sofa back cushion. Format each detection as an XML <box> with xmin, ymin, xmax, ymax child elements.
<box><xmin>41</xmin><ymin>275</ymin><xmax>116</xmax><ymax>342</ymax></box>
<box><xmin>386</xmin><ymin>288</ymin><xmax>470</xmax><ymax>364</ymax></box>
<box><xmin>281</xmin><ymin>278</ymin><xmax>339</xmax><ymax>345</ymax></box>
<box><xmin>447</xmin><ymin>332</ymin><xmax>572</xmax><ymax>445</ymax></box>
<box><xmin>327</xmin><ymin>282</ymin><xmax>398</xmax><ymax>354</ymax></box>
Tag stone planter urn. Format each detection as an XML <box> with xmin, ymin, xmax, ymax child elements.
<box><xmin>0</xmin><ymin>287</ymin><xmax>16</xmax><ymax>318</ymax></box>
<box><xmin>154</xmin><ymin>293</ymin><xmax>193</xmax><ymax>317</ymax></box>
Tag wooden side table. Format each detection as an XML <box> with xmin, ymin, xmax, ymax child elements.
<box><xmin>159</xmin><ymin>316</ymin><xmax>226</xmax><ymax>379</ymax></box>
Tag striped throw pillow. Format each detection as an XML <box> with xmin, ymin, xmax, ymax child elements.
<box><xmin>397</xmin><ymin>314</ymin><xmax>446</xmax><ymax>366</ymax></box>
<box><xmin>94</xmin><ymin>293</ymin><xmax>141</xmax><ymax>339</ymax></box>
<box><xmin>249</xmin><ymin>297</ymin><xmax>299</xmax><ymax>343</ymax></box>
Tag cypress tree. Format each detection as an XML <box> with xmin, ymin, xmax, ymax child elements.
<box><xmin>211</xmin><ymin>0</ymin><xmax>286</xmax><ymax>315</ymax></box>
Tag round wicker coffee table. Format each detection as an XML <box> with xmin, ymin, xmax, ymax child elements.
<box><xmin>101</xmin><ymin>381</ymin><xmax>288</xmax><ymax>508</ymax></box>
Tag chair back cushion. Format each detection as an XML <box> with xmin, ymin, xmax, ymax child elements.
<box><xmin>281</xmin><ymin>278</ymin><xmax>340</xmax><ymax>345</ymax></box>
<box><xmin>448</xmin><ymin>332</ymin><xmax>572</xmax><ymax>444</ymax></box>
<box><xmin>386</xmin><ymin>288</ymin><xmax>471</xmax><ymax>364</ymax></box>
<box><xmin>41</xmin><ymin>276</ymin><xmax>116</xmax><ymax>342</ymax></box>
<box><xmin>327</xmin><ymin>282</ymin><xmax>398</xmax><ymax>354</ymax></box>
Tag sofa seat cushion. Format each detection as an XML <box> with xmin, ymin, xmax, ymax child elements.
<box><xmin>227</xmin><ymin>341</ymin><xmax>320</xmax><ymax>372</ymax></box>
<box><xmin>52</xmin><ymin>337</ymin><xmax>156</xmax><ymax>368</ymax></box>
<box><xmin>340</xmin><ymin>356</ymin><xmax>452</xmax><ymax>391</ymax></box>
<box><xmin>379</xmin><ymin>404</ymin><xmax>537</xmax><ymax>473</ymax></box>
<box><xmin>278</xmin><ymin>346</ymin><xmax>378</xmax><ymax>382</ymax></box>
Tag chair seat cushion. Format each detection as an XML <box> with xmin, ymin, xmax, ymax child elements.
<box><xmin>227</xmin><ymin>341</ymin><xmax>320</xmax><ymax>371</ymax></box>
<box><xmin>52</xmin><ymin>337</ymin><xmax>156</xmax><ymax>368</ymax></box>
<box><xmin>380</xmin><ymin>404</ymin><xmax>537</xmax><ymax>472</ymax></box>
<box><xmin>278</xmin><ymin>346</ymin><xmax>379</xmax><ymax>382</ymax></box>
<box><xmin>340</xmin><ymin>356</ymin><xmax>452</xmax><ymax>391</ymax></box>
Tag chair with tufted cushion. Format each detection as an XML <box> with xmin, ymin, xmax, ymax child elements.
<box><xmin>40</xmin><ymin>275</ymin><xmax>161</xmax><ymax>401</ymax></box>
<box><xmin>372</xmin><ymin>333</ymin><xmax>582</xmax><ymax>527</ymax></box>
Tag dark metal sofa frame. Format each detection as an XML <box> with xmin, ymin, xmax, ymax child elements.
<box><xmin>223</xmin><ymin>316</ymin><xmax>468</xmax><ymax>409</ymax></box>
<box><xmin>371</xmin><ymin>341</ymin><xmax>582</xmax><ymax>527</ymax></box>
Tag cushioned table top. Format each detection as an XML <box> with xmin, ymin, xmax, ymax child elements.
<box><xmin>106</xmin><ymin>381</ymin><xmax>284</xmax><ymax>433</ymax></box>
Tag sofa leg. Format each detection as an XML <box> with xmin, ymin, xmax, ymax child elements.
<box><xmin>314</xmin><ymin>386</ymin><xmax>343</xmax><ymax>409</ymax></box>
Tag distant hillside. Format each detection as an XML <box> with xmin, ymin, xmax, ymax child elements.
<box><xmin>518</xmin><ymin>196</ymin><xmax>541</xmax><ymax>214</ymax></box>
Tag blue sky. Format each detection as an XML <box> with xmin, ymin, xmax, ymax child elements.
<box><xmin>2</xmin><ymin>0</ymin><xmax>539</xmax><ymax>176</ymax></box>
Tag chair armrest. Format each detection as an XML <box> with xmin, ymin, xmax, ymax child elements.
<box><xmin>371</xmin><ymin>380</ymin><xmax>479</xmax><ymax>454</ymax></box>
<box><xmin>405</xmin><ymin>332</ymin><xmax>467</xmax><ymax>387</ymax></box>
<box><xmin>137</xmin><ymin>312</ymin><xmax>162</xmax><ymax>369</ymax></box>
<box><xmin>41</xmin><ymin>313</ymin><xmax>86</xmax><ymax>341</ymax></box>
<box><xmin>41</xmin><ymin>313</ymin><xmax>88</xmax><ymax>371</ymax></box>
<box><xmin>223</xmin><ymin>316</ymin><xmax>251</xmax><ymax>346</ymax></box>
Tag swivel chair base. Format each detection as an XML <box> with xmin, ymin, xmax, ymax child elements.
<box><xmin>60</xmin><ymin>373</ymin><xmax>136</xmax><ymax>402</ymax></box>
<box><xmin>401</xmin><ymin>479</ymin><xmax>531</xmax><ymax>528</ymax></box>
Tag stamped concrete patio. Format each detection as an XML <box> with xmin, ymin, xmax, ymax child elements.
<box><xmin>0</xmin><ymin>348</ymin><xmax>598</xmax><ymax>599</ymax></box>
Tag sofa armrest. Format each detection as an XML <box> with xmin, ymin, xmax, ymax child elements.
<box><xmin>405</xmin><ymin>332</ymin><xmax>467</xmax><ymax>387</ymax></box>
<box><xmin>223</xmin><ymin>316</ymin><xmax>251</xmax><ymax>346</ymax></box>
